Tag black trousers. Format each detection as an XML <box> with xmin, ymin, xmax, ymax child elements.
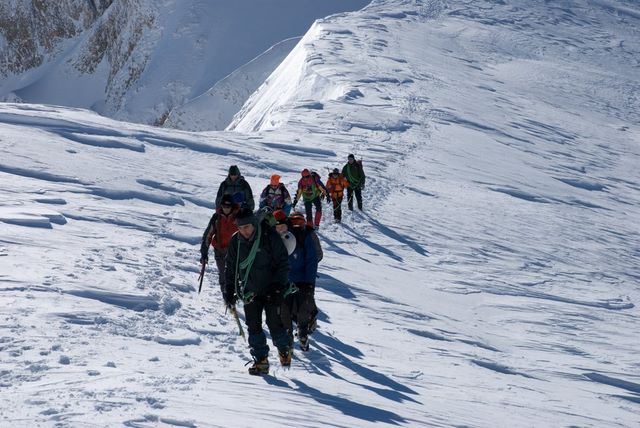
<box><xmin>332</xmin><ymin>195</ymin><xmax>344</xmax><ymax>221</ymax></box>
<box><xmin>213</xmin><ymin>247</ymin><xmax>227</xmax><ymax>295</ymax></box>
<box><xmin>244</xmin><ymin>296</ymin><xmax>289</xmax><ymax>360</ymax></box>
<box><xmin>282</xmin><ymin>284</ymin><xmax>316</xmax><ymax>342</ymax></box>
<box><xmin>347</xmin><ymin>187</ymin><xmax>363</xmax><ymax>210</ymax></box>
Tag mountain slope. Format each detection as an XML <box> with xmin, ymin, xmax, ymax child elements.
<box><xmin>0</xmin><ymin>0</ymin><xmax>371</xmax><ymax>125</ymax></box>
<box><xmin>164</xmin><ymin>37</ymin><xmax>301</xmax><ymax>131</ymax></box>
<box><xmin>1</xmin><ymin>0</ymin><xmax>639</xmax><ymax>426</ymax></box>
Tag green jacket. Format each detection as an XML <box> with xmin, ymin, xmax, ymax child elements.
<box><xmin>342</xmin><ymin>161</ymin><xmax>366</xmax><ymax>188</ymax></box>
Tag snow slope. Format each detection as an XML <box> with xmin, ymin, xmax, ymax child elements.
<box><xmin>164</xmin><ymin>37</ymin><xmax>301</xmax><ymax>132</ymax></box>
<box><xmin>1</xmin><ymin>0</ymin><xmax>640</xmax><ymax>427</ymax></box>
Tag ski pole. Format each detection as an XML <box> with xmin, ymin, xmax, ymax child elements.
<box><xmin>197</xmin><ymin>262</ymin><xmax>206</xmax><ymax>293</ymax></box>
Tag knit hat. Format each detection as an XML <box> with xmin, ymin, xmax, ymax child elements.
<box><xmin>228</xmin><ymin>165</ymin><xmax>240</xmax><ymax>176</ymax></box>
<box><xmin>270</xmin><ymin>174</ymin><xmax>281</xmax><ymax>186</ymax></box>
<box><xmin>301</xmin><ymin>168</ymin><xmax>310</xmax><ymax>177</ymax></box>
<box><xmin>273</xmin><ymin>210</ymin><xmax>287</xmax><ymax>225</ymax></box>
<box><xmin>220</xmin><ymin>194</ymin><xmax>233</xmax><ymax>207</ymax></box>
<box><xmin>235</xmin><ymin>207</ymin><xmax>257</xmax><ymax>226</ymax></box>
<box><xmin>347</xmin><ymin>154</ymin><xmax>355</xmax><ymax>160</ymax></box>
<box><xmin>332</xmin><ymin>168</ymin><xmax>339</xmax><ymax>174</ymax></box>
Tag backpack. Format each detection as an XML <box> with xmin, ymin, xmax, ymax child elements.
<box><xmin>310</xmin><ymin>171</ymin><xmax>327</xmax><ymax>191</ymax></box>
<box><xmin>289</xmin><ymin>212</ymin><xmax>323</xmax><ymax>262</ymax></box>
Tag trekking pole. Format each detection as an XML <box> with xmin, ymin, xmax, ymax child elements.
<box><xmin>197</xmin><ymin>262</ymin><xmax>207</xmax><ymax>294</ymax></box>
<box><xmin>227</xmin><ymin>305</ymin><xmax>246</xmax><ymax>341</ymax></box>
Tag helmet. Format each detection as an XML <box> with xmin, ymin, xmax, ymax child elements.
<box><xmin>332</xmin><ymin>168</ymin><xmax>339</xmax><ymax>174</ymax></box>
<box><xmin>288</xmin><ymin>212</ymin><xmax>306</xmax><ymax>227</ymax></box>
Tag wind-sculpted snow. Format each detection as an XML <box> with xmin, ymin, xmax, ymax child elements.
<box><xmin>1</xmin><ymin>0</ymin><xmax>640</xmax><ymax>427</ymax></box>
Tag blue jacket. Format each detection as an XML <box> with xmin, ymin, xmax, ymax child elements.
<box><xmin>288</xmin><ymin>228</ymin><xmax>318</xmax><ymax>285</ymax></box>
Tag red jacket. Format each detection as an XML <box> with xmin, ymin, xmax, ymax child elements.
<box><xmin>203</xmin><ymin>207</ymin><xmax>239</xmax><ymax>250</ymax></box>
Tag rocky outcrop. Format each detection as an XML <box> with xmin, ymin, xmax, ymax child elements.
<box><xmin>0</xmin><ymin>0</ymin><xmax>113</xmax><ymax>78</ymax></box>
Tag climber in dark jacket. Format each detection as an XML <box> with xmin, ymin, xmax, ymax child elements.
<box><xmin>223</xmin><ymin>207</ymin><xmax>291</xmax><ymax>374</ymax></box>
<box><xmin>215</xmin><ymin>165</ymin><xmax>255</xmax><ymax>210</ymax></box>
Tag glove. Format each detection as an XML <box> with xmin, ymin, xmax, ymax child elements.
<box><xmin>223</xmin><ymin>292</ymin><xmax>236</xmax><ymax>307</ymax></box>
<box><xmin>200</xmin><ymin>255</ymin><xmax>208</xmax><ymax>265</ymax></box>
<box><xmin>360</xmin><ymin>183</ymin><xmax>365</xmax><ymax>190</ymax></box>
<box><xmin>267</xmin><ymin>290</ymin><xmax>283</xmax><ymax>305</ymax></box>
<box><xmin>326</xmin><ymin>194</ymin><xmax>331</xmax><ymax>203</ymax></box>
<box><xmin>295</xmin><ymin>282</ymin><xmax>314</xmax><ymax>291</ymax></box>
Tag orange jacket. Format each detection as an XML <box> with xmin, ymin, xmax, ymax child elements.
<box><xmin>326</xmin><ymin>173</ymin><xmax>350</xmax><ymax>199</ymax></box>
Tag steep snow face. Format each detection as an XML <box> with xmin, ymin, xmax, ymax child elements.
<box><xmin>164</xmin><ymin>37</ymin><xmax>301</xmax><ymax>131</ymax></box>
<box><xmin>1</xmin><ymin>0</ymin><xmax>640</xmax><ymax>427</ymax></box>
<box><xmin>0</xmin><ymin>0</ymin><xmax>371</xmax><ymax>125</ymax></box>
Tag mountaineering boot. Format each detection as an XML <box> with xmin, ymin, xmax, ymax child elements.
<box><xmin>278</xmin><ymin>348</ymin><xmax>292</xmax><ymax>367</ymax></box>
<box><xmin>248</xmin><ymin>357</ymin><xmax>269</xmax><ymax>375</ymax></box>
<box><xmin>299</xmin><ymin>335</ymin><xmax>309</xmax><ymax>352</ymax></box>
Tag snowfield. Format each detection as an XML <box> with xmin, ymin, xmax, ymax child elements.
<box><xmin>1</xmin><ymin>0</ymin><xmax>639</xmax><ymax>427</ymax></box>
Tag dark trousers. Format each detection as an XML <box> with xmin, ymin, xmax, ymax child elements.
<box><xmin>331</xmin><ymin>195</ymin><xmax>344</xmax><ymax>221</ymax></box>
<box><xmin>213</xmin><ymin>247</ymin><xmax>227</xmax><ymax>295</ymax></box>
<box><xmin>347</xmin><ymin>187</ymin><xmax>363</xmax><ymax>210</ymax></box>
<box><xmin>304</xmin><ymin>197</ymin><xmax>322</xmax><ymax>226</ymax></box>
<box><xmin>281</xmin><ymin>284</ymin><xmax>316</xmax><ymax>343</ymax></box>
<box><xmin>244</xmin><ymin>296</ymin><xmax>290</xmax><ymax>360</ymax></box>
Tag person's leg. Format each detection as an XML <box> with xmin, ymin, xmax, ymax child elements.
<box><xmin>294</xmin><ymin>285</ymin><xmax>316</xmax><ymax>350</ymax></box>
<box><xmin>213</xmin><ymin>247</ymin><xmax>227</xmax><ymax>295</ymax></box>
<box><xmin>264</xmin><ymin>301</ymin><xmax>292</xmax><ymax>365</ymax></box>
<box><xmin>244</xmin><ymin>299</ymin><xmax>269</xmax><ymax>360</ymax></box>
<box><xmin>347</xmin><ymin>187</ymin><xmax>354</xmax><ymax>211</ymax></box>
<box><xmin>335</xmin><ymin>196</ymin><xmax>343</xmax><ymax>222</ymax></box>
<box><xmin>304</xmin><ymin>200</ymin><xmax>314</xmax><ymax>228</ymax></box>
<box><xmin>355</xmin><ymin>187</ymin><xmax>363</xmax><ymax>210</ymax></box>
<box><xmin>295</xmin><ymin>285</ymin><xmax>315</xmax><ymax>338</ymax></box>
<box><xmin>313</xmin><ymin>197</ymin><xmax>322</xmax><ymax>227</ymax></box>
<box><xmin>265</xmin><ymin>302</ymin><xmax>289</xmax><ymax>350</ymax></box>
<box><xmin>280</xmin><ymin>295</ymin><xmax>294</xmax><ymax>348</ymax></box>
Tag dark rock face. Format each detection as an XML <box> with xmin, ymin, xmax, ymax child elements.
<box><xmin>0</xmin><ymin>0</ymin><xmax>114</xmax><ymax>77</ymax></box>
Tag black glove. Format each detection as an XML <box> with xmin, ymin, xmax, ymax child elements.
<box><xmin>200</xmin><ymin>255</ymin><xmax>208</xmax><ymax>265</ymax></box>
<box><xmin>295</xmin><ymin>282</ymin><xmax>314</xmax><ymax>291</ymax></box>
<box><xmin>266</xmin><ymin>286</ymin><xmax>284</xmax><ymax>305</ymax></box>
<box><xmin>326</xmin><ymin>194</ymin><xmax>331</xmax><ymax>203</ymax></box>
<box><xmin>223</xmin><ymin>292</ymin><xmax>236</xmax><ymax>307</ymax></box>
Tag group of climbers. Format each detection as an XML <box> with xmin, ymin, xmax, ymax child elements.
<box><xmin>199</xmin><ymin>154</ymin><xmax>365</xmax><ymax>375</ymax></box>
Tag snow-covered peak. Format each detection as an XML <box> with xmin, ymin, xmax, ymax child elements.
<box><xmin>0</xmin><ymin>0</ymin><xmax>371</xmax><ymax>125</ymax></box>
